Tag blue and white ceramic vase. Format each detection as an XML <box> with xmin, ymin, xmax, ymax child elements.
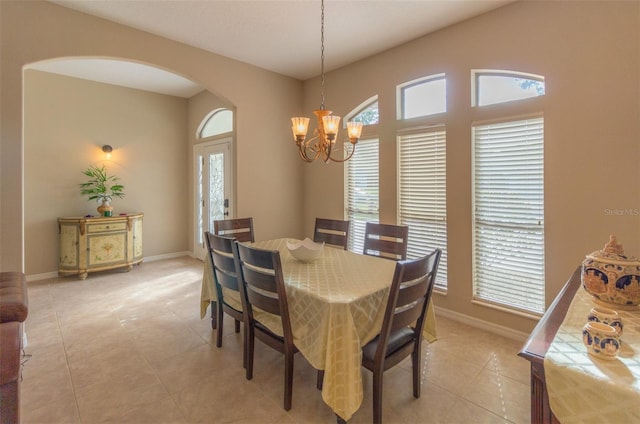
<box><xmin>581</xmin><ymin>235</ymin><xmax>640</xmax><ymax>309</ymax></box>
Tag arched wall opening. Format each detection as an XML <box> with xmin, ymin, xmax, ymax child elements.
<box><xmin>22</xmin><ymin>57</ymin><xmax>237</xmax><ymax>277</ymax></box>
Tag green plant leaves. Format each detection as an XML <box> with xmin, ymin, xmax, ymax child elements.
<box><xmin>80</xmin><ymin>164</ymin><xmax>125</xmax><ymax>203</ymax></box>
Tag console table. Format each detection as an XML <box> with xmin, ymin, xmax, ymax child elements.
<box><xmin>518</xmin><ymin>267</ymin><xmax>580</xmax><ymax>424</ymax></box>
<box><xmin>58</xmin><ymin>213</ymin><xmax>143</xmax><ymax>279</ymax></box>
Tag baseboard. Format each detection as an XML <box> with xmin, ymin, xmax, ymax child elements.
<box><xmin>143</xmin><ymin>251</ymin><xmax>193</xmax><ymax>262</ymax></box>
<box><xmin>26</xmin><ymin>251</ymin><xmax>195</xmax><ymax>282</ymax></box>
<box><xmin>434</xmin><ymin>306</ymin><xmax>529</xmax><ymax>342</ymax></box>
<box><xmin>27</xmin><ymin>271</ymin><xmax>59</xmax><ymax>282</ymax></box>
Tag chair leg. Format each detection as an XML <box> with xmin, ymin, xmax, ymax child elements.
<box><xmin>412</xmin><ymin>342</ymin><xmax>421</xmax><ymax>398</ymax></box>
<box><xmin>284</xmin><ymin>351</ymin><xmax>294</xmax><ymax>411</ymax></box>
<box><xmin>242</xmin><ymin>323</ymin><xmax>247</xmax><ymax>369</ymax></box>
<box><xmin>216</xmin><ymin>304</ymin><xmax>224</xmax><ymax>348</ymax></box>
<box><xmin>245</xmin><ymin>324</ymin><xmax>254</xmax><ymax>380</ymax></box>
<box><xmin>372</xmin><ymin>370</ymin><xmax>383</xmax><ymax>424</ymax></box>
<box><xmin>316</xmin><ymin>369</ymin><xmax>324</xmax><ymax>390</ymax></box>
<box><xmin>210</xmin><ymin>301</ymin><xmax>217</xmax><ymax>329</ymax></box>
<box><xmin>234</xmin><ymin>318</ymin><xmax>241</xmax><ymax>333</ymax></box>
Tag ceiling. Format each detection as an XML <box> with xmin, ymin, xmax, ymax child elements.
<box><xmin>35</xmin><ymin>0</ymin><xmax>512</xmax><ymax>97</ymax></box>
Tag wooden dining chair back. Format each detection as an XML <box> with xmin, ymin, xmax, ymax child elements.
<box><xmin>363</xmin><ymin>222</ymin><xmax>409</xmax><ymax>261</ymax></box>
<box><xmin>361</xmin><ymin>248</ymin><xmax>441</xmax><ymax>424</ymax></box>
<box><xmin>213</xmin><ymin>217</ymin><xmax>255</xmax><ymax>243</ymax></box>
<box><xmin>235</xmin><ymin>242</ymin><xmax>299</xmax><ymax>411</ymax></box>
<box><xmin>204</xmin><ymin>232</ymin><xmax>245</xmax><ymax>360</ymax></box>
<box><xmin>313</xmin><ymin>218</ymin><xmax>350</xmax><ymax>250</ymax></box>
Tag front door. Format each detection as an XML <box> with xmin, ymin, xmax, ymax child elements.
<box><xmin>194</xmin><ymin>139</ymin><xmax>233</xmax><ymax>260</ymax></box>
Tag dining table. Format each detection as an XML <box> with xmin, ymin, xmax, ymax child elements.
<box><xmin>200</xmin><ymin>238</ymin><xmax>437</xmax><ymax>421</ymax></box>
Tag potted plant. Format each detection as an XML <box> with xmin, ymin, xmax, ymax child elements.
<box><xmin>79</xmin><ymin>164</ymin><xmax>125</xmax><ymax>216</ymax></box>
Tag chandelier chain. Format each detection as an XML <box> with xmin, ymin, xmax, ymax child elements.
<box><xmin>320</xmin><ymin>0</ymin><xmax>325</xmax><ymax>110</ymax></box>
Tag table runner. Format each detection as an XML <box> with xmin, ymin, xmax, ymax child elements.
<box><xmin>200</xmin><ymin>238</ymin><xmax>437</xmax><ymax>420</ymax></box>
<box><xmin>543</xmin><ymin>286</ymin><xmax>640</xmax><ymax>422</ymax></box>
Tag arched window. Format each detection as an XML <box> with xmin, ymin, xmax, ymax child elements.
<box><xmin>396</xmin><ymin>74</ymin><xmax>448</xmax><ymax>291</ymax></box>
<box><xmin>471</xmin><ymin>69</ymin><xmax>546</xmax><ymax>315</ymax></box>
<box><xmin>473</xmin><ymin>70</ymin><xmax>545</xmax><ymax>107</ymax></box>
<box><xmin>345</xmin><ymin>96</ymin><xmax>379</xmax><ymax>126</ymax></box>
<box><xmin>397</xmin><ymin>74</ymin><xmax>446</xmax><ymax>119</ymax></box>
<box><xmin>198</xmin><ymin>108</ymin><xmax>233</xmax><ymax>139</ymax></box>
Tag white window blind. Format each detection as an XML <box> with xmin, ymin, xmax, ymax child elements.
<box><xmin>472</xmin><ymin>117</ymin><xmax>544</xmax><ymax>314</ymax></box>
<box><xmin>398</xmin><ymin>129</ymin><xmax>448</xmax><ymax>290</ymax></box>
<box><xmin>346</xmin><ymin>139</ymin><xmax>379</xmax><ymax>253</ymax></box>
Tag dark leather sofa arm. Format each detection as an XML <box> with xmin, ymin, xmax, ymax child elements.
<box><xmin>0</xmin><ymin>322</ymin><xmax>22</xmax><ymax>384</ymax></box>
<box><xmin>0</xmin><ymin>271</ymin><xmax>29</xmax><ymax>424</ymax></box>
<box><xmin>0</xmin><ymin>272</ymin><xmax>28</xmax><ymax>322</ymax></box>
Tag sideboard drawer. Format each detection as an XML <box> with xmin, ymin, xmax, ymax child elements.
<box><xmin>87</xmin><ymin>222</ymin><xmax>127</xmax><ymax>233</ymax></box>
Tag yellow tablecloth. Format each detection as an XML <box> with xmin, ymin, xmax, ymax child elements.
<box><xmin>200</xmin><ymin>238</ymin><xmax>437</xmax><ymax>421</ymax></box>
<box><xmin>544</xmin><ymin>288</ymin><xmax>640</xmax><ymax>423</ymax></box>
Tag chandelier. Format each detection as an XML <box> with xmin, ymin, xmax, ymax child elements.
<box><xmin>291</xmin><ymin>0</ymin><xmax>363</xmax><ymax>163</ymax></box>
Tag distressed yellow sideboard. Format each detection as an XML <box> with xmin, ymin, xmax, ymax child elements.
<box><xmin>58</xmin><ymin>213</ymin><xmax>143</xmax><ymax>279</ymax></box>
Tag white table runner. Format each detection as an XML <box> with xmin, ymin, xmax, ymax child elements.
<box><xmin>544</xmin><ymin>287</ymin><xmax>640</xmax><ymax>422</ymax></box>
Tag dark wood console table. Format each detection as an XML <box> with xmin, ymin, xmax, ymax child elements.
<box><xmin>518</xmin><ymin>266</ymin><xmax>581</xmax><ymax>424</ymax></box>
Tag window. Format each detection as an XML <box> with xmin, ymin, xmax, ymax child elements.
<box><xmin>346</xmin><ymin>96</ymin><xmax>379</xmax><ymax>126</ymax></box>
<box><xmin>398</xmin><ymin>128</ymin><xmax>448</xmax><ymax>290</ymax></box>
<box><xmin>198</xmin><ymin>108</ymin><xmax>233</xmax><ymax>138</ymax></box>
<box><xmin>398</xmin><ymin>74</ymin><xmax>446</xmax><ymax>119</ymax></box>
<box><xmin>345</xmin><ymin>139</ymin><xmax>379</xmax><ymax>253</ymax></box>
<box><xmin>472</xmin><ymin>116</ymin><xmax>545</xmax><ymax>314</ymax></box>
<box><xmin>473</xmin><ymin>70</ymin><xmax>545</xmax><ymax>107</ymax></box>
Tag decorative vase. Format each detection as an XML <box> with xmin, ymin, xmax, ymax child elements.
<box><xmin>582</xmin><ymin>321</ymin><xmax>620</xmax><ymax>360</ymax></box>
<box><xmin>581</xmin><ymin>235</ymin><xmax>640</xmax><ymax>309</ymax></box>
<box><xmin>97</xmin><ymin>199</ymin><xmax>114</xmax><ymax>217</ymax></box>
<box><xmin>587</xmin><ymin>306</ymin><xmax>623</xmax><ymax>335</ymax></box>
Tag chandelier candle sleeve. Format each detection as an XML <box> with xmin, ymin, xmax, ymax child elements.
<box><xmin>347</xmin><ymin>122</ymin><xmax>363</xmax><ymax>142</ymax></box>
<box><xmin>322</xmin><ymin>115</ymin><xmax>340</xmax><ymax>141</ymax></box>
<box><xmin>292</xmin><ymin>117</ymin><xmax>310</xmax><ymax>143</ymax></box>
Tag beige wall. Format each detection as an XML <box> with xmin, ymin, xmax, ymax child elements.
<box><xmin>24</xmin><ymin>70</ymin><xmax>190</xmax><ymax>275</ymax></box>
<box><xmin>4</xmin><ymin>0</ymin><xmax>640</xmax><ymax>334</ymax></box>
<box><xmin>302</xmin><ymin>1</ymin><xmax>640</xmax><ymax>334</ymax></box>
<box><xmin>1</xmin><ymin>1</ymin><xmax>304</xmax><ymax>272</ymax></box>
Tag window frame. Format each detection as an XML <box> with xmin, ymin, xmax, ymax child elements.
<box><xmin>197</xmin><ymin>107</ymin><xmax>234</xmax><ymax>139</ymax></box>
<box><xmin>345</xmin><ymin>95</ymin><xmax>379</xmax><ymax>127</ymax></box>
<box><xmin>471</xmin><ymin>114</ymin><xmax>545</xmax><ymax>316</ymax></box>
<box><xmin>397</xmin><ymin>73</ymin><xmax>447</xmax><ymax>120</ymax></box>
<box><xmin>344</xmin><ymin>137</ymin><xmax>380</xmax><ymax>254</ymax></box>
<box><xmin>472</xmin><ymin>70</ymin><xmax>545</xmax><ymax>107</ymax></box>
<box><xmin>397</xmin><ymin>125</ymin><xmax>448</xmax><ymax>291</ymax></box>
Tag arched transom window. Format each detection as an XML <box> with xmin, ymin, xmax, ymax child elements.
<box><xmin>198</xmin><ymin>108</ymin><xmax>233</xmax><ymax>139</ymax></box>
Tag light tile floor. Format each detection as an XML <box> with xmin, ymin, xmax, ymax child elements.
<box><xmin>20</xmin><ymin>256</ymin><xmax>531</xmax><ymax>424</ymax></box>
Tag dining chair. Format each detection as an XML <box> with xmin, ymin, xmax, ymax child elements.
<box><xmin>235</xmin><ymin>242</ymin><xmax>299</xmax><ymax>411</ymax></box>
<box><xmin>313</xmin><ymin>217</ymin><xmax>350</xmax><ymax>250</ymax></box>
<box><xmin>213</xmin><ymin>217</ymin><xmax>255</xmax><ymax>243</ymax></box>
<box><xmin>204</xmin><ymin>232</ymin><xmax>246</xmax><ymax>366</ymax></box>
<box><xmin>361</xmin><ymin>248</ymin><xmax>441</xmax><ymax>424</ymax></box>
<box><xmin>363</xmin><ymin>222</ymin><xmax>409</xmax><ymax>261</ymax></box>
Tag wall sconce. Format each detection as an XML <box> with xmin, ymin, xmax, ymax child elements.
<box><xmin>102</xmin><ymin>145</ymin><xmax>113</xmax><ymax>160</ymax></box>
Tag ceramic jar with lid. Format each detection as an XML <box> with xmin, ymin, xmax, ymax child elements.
<box><xmin>581</xmin><ymin>235</ymin><xmax>640</xmax><ymax>309</ymax></box>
